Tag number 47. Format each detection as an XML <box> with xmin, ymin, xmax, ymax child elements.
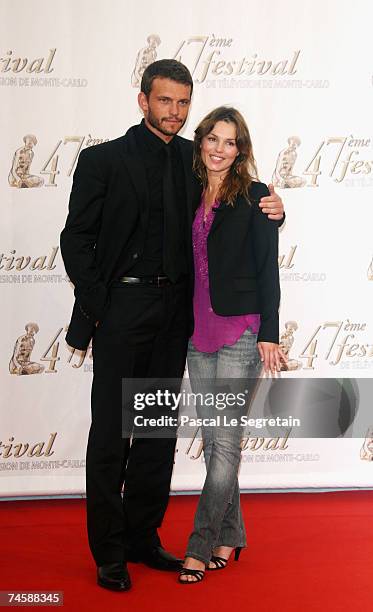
<box><xmin>303</xmin><ymin>137</ymin><xmax>347</xmax><ymax>186</ymax></box>
<box><xmin>40</xmin><ymin>137</ymin><xmax>86</xmax><ymax>186</ymax></box>
<box><xmin>300</xmin><ymin>321</ymin><xmax>343</xmax><ymax>368</ymax></box>
<box><xmin>40</xmin><ymin>327</ymin><xmax>91</xmax><ymax>372</ymax></box>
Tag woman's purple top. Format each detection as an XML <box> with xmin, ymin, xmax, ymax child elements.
<box><xmin>191</xmin><ymin>199</ymin><xmax>260</xmax><ymax>353</ymax></box>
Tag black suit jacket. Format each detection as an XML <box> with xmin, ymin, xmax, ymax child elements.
<box><xmin>204</xmin><ymin>182</ymin><xmax>280</xmax><ymax>344</ymax></box>
<box><xmin>60</xmin><ymin>125</ymin><xmax>198</xmax><ymax>350</ymax></box>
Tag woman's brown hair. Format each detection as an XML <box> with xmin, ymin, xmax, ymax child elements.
<box><xmin>193</xmin><ymin>106</ymin><xmax>258</xmax><ymax>205</ymax></box>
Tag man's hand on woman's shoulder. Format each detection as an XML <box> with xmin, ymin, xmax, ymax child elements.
<box><xmin>259</xmin><ymin>184</ymin><xmax>284</xmax><ymax>221</ymax></box>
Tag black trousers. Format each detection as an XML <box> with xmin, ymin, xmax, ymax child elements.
<box><xmin>87</xmin><ymin>279</ymin><xmax>189</xmax><ymax>566</ymax></box>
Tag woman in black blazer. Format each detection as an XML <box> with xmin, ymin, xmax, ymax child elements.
<box><xmin>179</xmin><ymin>107</ymin><xmax>286</xmax><ymax>584</ymax></box>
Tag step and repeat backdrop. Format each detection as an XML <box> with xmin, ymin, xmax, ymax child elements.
<box><xmin>1</xmin><ymin>0</ymin><xmax>373</xmax><ymax>496</ymax></box>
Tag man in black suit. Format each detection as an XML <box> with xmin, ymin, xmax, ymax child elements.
<box><xmin>60</xmin><ymin>59</ymin><xmax>284</xmax><ymax>591</ymax></box>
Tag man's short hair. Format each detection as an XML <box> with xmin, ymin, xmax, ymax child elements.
<box><xmin>141</xmin><ymin>59</ymin><xmax>193</xmax><ymax>97</ymax></box>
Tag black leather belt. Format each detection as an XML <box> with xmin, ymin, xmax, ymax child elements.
<box><xmin>118</xmin><ymin>276</ymin><xmax>172</xmax><ymax>287</ymax></box>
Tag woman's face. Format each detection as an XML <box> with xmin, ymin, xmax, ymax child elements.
<box><xmin>200</xmin><ymin>120</ymin><xmax>239</xmax><ymax>176</ymax></box>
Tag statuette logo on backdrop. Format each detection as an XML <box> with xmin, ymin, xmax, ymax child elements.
<box><xmin>7</xmin><ymin>134</ymin><xmax>109</xmax><ymax>189</ymax></box>
<box><xmin>131</xmin><ymin>35</ymin><xmax>161</xmax><ymax>87</ymax></box>
<box><xmin>360</xmin><ymin>426</ymin><xmax>373</xmax><ymax>461</ymax></box>
<box><xmin>9</xmin><ymin>323</ymin><xmax>44</xmax><ymax>375</ymax></box>
<box><xmin>272</xmin><ymin>135</ymin><xmax>373</xmax><ymax>188</ymax></box>
<box><xmin>279</xmin><ymin>321</ymin><xmax>302</xmax><ymax>371</ymax></box>
<box><xmin>8</xmin><ymin>323</ymin><xmax>93</xmax><ymax>375</ymax></box>
<box><xmin>272</xmin><ymin>137</ymin><xmax>306</xmax><ymax>189</ymax></box>
<box><xmin>8</xmin><ymin>135</ymin><xmax>44</xmax><ymax>188</ymax></box>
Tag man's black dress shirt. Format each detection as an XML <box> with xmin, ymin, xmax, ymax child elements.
<box><xmin>121</xmin><ymin>119</ymin><xmax>187</xmax><ymax>279</ymax></box>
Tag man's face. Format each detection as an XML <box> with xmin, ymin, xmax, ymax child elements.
<box><xmin>138</xmin><ymin>77</ymin><xmax>192</xmax><ymax>142</ymax></box>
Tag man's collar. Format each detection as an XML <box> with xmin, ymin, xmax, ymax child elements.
<box><xmin>138</xmin><ymin>119</ymin><xmax>178</xmax><ymax>152</ymax></box>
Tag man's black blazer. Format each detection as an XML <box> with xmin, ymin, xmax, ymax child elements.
<box><xmin>204</xmin><ymin>182</ymin><xmax>280</xmax><ymax>344</ymax></box>
<box><xmin>60</xmin><ymin>125</ymin><xmax>197</xmax><ymax>350</ymax></box>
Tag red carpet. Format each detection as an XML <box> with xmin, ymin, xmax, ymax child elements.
<box><xmin>1</xmin><ymin>492</ymin><xmax>372</xmax><ymax>611</ymax></box>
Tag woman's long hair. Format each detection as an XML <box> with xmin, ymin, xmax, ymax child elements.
<box><xmin>193</xmin><ymin>106</ymin><xmax>258</xmax><ymax>205</ymax></box>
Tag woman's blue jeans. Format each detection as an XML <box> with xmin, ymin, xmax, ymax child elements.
<box><xmin>185</xmin><ymin>327</ymin><xmax>261</xmax><ymax>565</ymax></box>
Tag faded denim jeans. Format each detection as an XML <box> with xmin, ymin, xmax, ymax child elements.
<box><xmin>185</xmin><ymin>327</ymin><xmax>261</xmax><ymax>565</ymax></box>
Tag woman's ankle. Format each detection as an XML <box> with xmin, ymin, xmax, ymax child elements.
<box><xmin>183</xmin><ymin>556</ymin><xmax>206</xmax><ymax>569</ymax></box>
<box><xmin>212</xmin><ymin>545</ymin><xmax>234</xmax><ymax>559</ymax></box>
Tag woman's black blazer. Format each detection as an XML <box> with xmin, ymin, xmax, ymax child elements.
<box><xmin>205</xmin><ymin>181</ymin><xmax>280</xmax><ymax>344</ymax></box>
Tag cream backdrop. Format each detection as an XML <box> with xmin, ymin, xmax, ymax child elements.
<box><xmin>1</xmin><ymin>0</ymin><xmax>373</xmax><ymax>497</ymax></box>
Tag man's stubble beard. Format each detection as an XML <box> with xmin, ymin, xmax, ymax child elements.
<box><xmin>147</xmin><ymin>108</ymin><xmax>186</xmax><ymax>138</ymax></box>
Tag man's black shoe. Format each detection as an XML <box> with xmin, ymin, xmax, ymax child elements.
<box><xmin>97</xmin><ymin>562</ymin><xmax>131</xmax><ymax>591</ymax></box>
<box><xmin>126</xmin><ymin>545</ymin><xmax>183</xmax><ymax>571</ymax></box>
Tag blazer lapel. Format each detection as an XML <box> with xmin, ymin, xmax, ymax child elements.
<box><xmin>119</xmin><ymin>126</ymin><xmax>150</xmax><ymax>231</ymax></box>
<box><xmin>209</xmin><ymin>201</ymin><xmax>231</xmax><ymax>235</ymax></box>
<box><xmin>209</xmin><ymin>194</ymin><xmax>251</xmax><ymax>235</ymax></box>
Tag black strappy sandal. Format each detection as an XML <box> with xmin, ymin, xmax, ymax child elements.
<box><xmin>178</xmin><ymin>567</ymin><xmax>205</xmax><ymax>584</ymax></box>
<box><xmin>208</xmin><ymin>546</ymin><xmax>242</xmax><ymax>570</ymax></box>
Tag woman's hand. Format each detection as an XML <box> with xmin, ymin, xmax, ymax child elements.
<box><xmin>257</xmin><ymin>341</ymin><xmax>287</xmax><ymax>375</ymax></box>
